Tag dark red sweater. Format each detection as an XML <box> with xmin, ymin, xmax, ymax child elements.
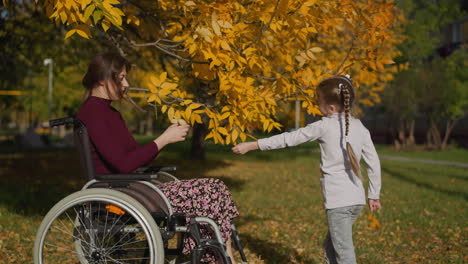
<box><xmin>76</xmin><ymin>96</ymin><xmax>159</xmax><ymax>174</ymax></box>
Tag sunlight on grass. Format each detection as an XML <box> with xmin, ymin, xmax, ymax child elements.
<box><xmin>0</xmin><ymin>146</ymin><xmax>466</xmax><ymax>263</ymax></box>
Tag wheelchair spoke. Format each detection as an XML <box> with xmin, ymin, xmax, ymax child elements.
<box><xmin>100</xmin><ymin>209</ymin><xmax>126</xmax><ymax>247</ymax></box>
<box><xmin>102</xmin><ymin>214</ymin><xmax>134</xmax><ymax>250</ymax></box>
<box><xmin>106</xmin><ymin>254</ymin><xmax>151</xmax><ymax>264</ymax></box>
<box><xmin>100</xmin><ymin>203</ymin><xmax>109</xmax><ymax>249</ymax></box>
<box><xmin>105</xmin><ymin>238</ymin><xmax>150</xmax><ymax>256</ymax></box>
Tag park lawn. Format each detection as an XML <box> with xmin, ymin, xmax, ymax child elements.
<box><xmin>0</xmin><ymin>141</ymin><xmax>466</xmax><ymax>263</ymax></box>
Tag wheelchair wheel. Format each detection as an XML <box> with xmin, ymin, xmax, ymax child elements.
<box><xmin>34</xmin><ymin>188</ymin><xmax>164</xmax><ymax>264</ymax></box>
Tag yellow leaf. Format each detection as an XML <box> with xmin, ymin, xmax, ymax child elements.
<box><xmin>127</xmin><ymin>15</ymin><xmax>140</xmax><ymax>26</ymax></box>
<box><xmin>84</xmin><ymin>4</ymin><xmax>95</xmax><ymax>20</ymax></box>
<box><xmin>220</xmin><ymin>40</ymin><xmax>231</xmax><ymax>51</ymax></box>
<box><xmin>310</xmin><ymin>47</ymin><xmax>323</xmax><ymax>53</ymax></box>
<box><xmin>185</xmin><ymin>107</ymin><xmax>192</xmax><ymax>119</ymax></box>
<box><xmin>168</xmin><ymin>107</ymin><xmax>175</xmax><ymax>120</ymax></box>
<box><xmin>212</xmin><ymin>13</ymin><xmax>222</xmax><ymax>36</ymax></box>
<box><xmin>217</xmin><ymin>20</ymin><xmax>232</xmax><ymax>29</ymax></box>
<box><xmin>220</xmin><ymin>112</ymin><xmax>230</xmax><ymax>120</ymax></box>
<box><xmin>194</xmin><ymin>114</ymin><xmax>202</xmax><ymax>124</ymax></box>
<box><xmin>150</xmin><ymin>75</ymin><xmax>161</xmax><ymax>87</ymax></box>
<box><xmin>232</xmin><ymin>129</ymin><xmax>239</xmax><ymax>142</ymax></box>
<box><xmin>240</xmin><ymin>132</ymin><xmax>246</xmax><ymax>142</ymax></box>
<box><xmin>161</xmin><ymin>82</ymin><xmax>178</xmax><ymax>90</ymax></box>
<box><xmin>189</xmin><ymin>103</ymin><xmax>202</xmax><ymax>110</ymax></box>
<box><xmin>75</xmin><ymin>24</ymin><xmax>91</xmax><ymax>39</ymax></box>
<box><xmin>185</xmin><ymin>1</ymin><xmax>196</xmax><ymax>6</ymax></box>
<box><xmin>263</xmin><ymin>121</ymin><xmax>269</xmax><ymax>131</ymax></box>
<box><xmin>161</xmin><ymin>105</ymin><xmax>167</xmax><ymax>113</ymax></box>
<box><xmin>381</xmin><ymin>59</ymin><xmax>395</xmax><ymax>65</ymax></box>
<box><xmin>64</xmin><ymin>29</ymin><xmax>77</xmax><ymax>39</ymax></box>
<box><xmin>205</xmin><ymin>131</ymin><xmax>214</xmax><ymax>140</ymax></box>
<box><xmin>218</xmin><ymin>127</ymin><xmax>228</xmax><ymax>135</ymax></box>
<box><xmin>159</xmin><ymin>72</ymin><xmax>167</xmax><ymax>83</ymax></box>
<box><xmin>102</xmin><ymin>19</ymin><xmax>110</xmax><ymax>32</ymax></box>
<box><xmin>147</xmin><ymin>94</ymin><xmax>157</xmax><ymax>103</ymax></box>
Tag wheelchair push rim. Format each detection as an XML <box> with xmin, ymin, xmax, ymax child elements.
<box><xmin>33</xmin><ymin>188</ymin><xmax>164</xmax><ymax>264</ymax></box>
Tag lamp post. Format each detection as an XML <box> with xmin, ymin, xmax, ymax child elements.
<box><xmin>43</xmin><ymin>58</ymin><xmax>53</xmax><ymax>123</ymax></box>
<box><xmin>295</xmin><ymin>100</ymin><xmax>300</xmax><ymax>130</ymax></box>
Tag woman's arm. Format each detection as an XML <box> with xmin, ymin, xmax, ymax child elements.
<box><xmin>154</xmin><ymin>123</ymin><xmax>190</xmax><ymax>150</ymax></box>
<box><xmin>85</xmin><ymin>118</ymin><xmax>189</xmax><ymax>173</ymax></box>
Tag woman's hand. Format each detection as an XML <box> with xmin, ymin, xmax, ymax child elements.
<box><xmin>232</xmin><ymin>142</ymin><xmax>259</xmax><ymax>155</ymax></box>
<box><xmin>154</xmin><ymin>124</ymin><xmax>190</xmax><ymax>150</ymax></box>
<box><xmin>369</xmin><ymin>199</ymin><xmax>382</xmax><ymax>212</ymax></box>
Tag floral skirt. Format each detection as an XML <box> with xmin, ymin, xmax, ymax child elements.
<box><xmin>158</xmin><ymin>178</ymin><xmax>239</xmax><ymax>262</ymax></box>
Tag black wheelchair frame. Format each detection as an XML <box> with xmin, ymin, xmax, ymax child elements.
<box><xmin>33</xmin><ymin>117</ymin><xmax>248</xmax><ymax>264</ymax></box>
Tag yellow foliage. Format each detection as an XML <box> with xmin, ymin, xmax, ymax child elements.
<box><xmin>35</xmin><ymin>0</ymin><xmax>404</xmax><ymax>145</ymax></box>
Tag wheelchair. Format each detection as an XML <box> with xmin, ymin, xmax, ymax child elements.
<box><xmin>33</xmin><ymin>117</ymin><xmax>248</xmax><ymax>264</ymax></box>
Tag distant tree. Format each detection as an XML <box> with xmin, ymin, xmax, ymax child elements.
<box><xmin>0</xmin><ymin>1</ymin><xmax>101</xmax><ymax>128</ymax></box>
<box><xmin>421</xmin><ymin>50</ymin><xmax>468</xmax><ymax>149</ymax></box>
<box><xmin>382</xmin><ymin>0</ymin><xmax>466</xmax><ymax>149</ymax></box>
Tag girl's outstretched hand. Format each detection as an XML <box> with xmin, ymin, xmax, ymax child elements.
<box><xmin>232</xmin><ymin>142</ymin><xmax>259</xmax><ymax>155</ymax></box>
<box><xmin>369</xmin><ymin>199</ymin><xmax>382</xmax><ymax>212</ymax></box>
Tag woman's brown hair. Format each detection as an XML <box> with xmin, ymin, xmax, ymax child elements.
<box><xmin>317</xmin><ymin>75</ymin><xmax>362</xmax><ymax>179</ymax></box>
<box><xmin>82</xmin><ymin>52</ymin><xmax>131</xmax><ymax>100</ymax></box>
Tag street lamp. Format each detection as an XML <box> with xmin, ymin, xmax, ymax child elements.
<box><xmin>43</xmin><ymin>58</ymin><xmax>53</xmax><ymax>124</ymax></box>
<box><xmin>295</xmin><ymin>100</ymin><xmax>300</xmax><ymax>130</ymax></box>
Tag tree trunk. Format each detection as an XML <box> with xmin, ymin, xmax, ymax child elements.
<box><xmin>397</xmin><ymin>120</ymin><xmax>406</xmax><ymax>146</ymax></box>
<box><xmin>138</xmin><ymin>119</ymin><xmax>145</xmax><ymax>134</ymax></box>
<box><xmin>191</xmin><ymin>122</ymin><xmax>208</xmax><ymax>160</ymax></box>
<box><xmin>145</xmin><ymin>111</ymin><xmax>153</xmax><ymax>136</ymax></box>
<box><xmin>407</xmin><ymin>120</ymin><xmax>415</xmax><ymax>145</ymax></box>
<box><xmin>441</xmin><ymin>119</ymin><xmax>461</xmax><ymax>150</ymax></box>
<box><xmin>395</xmin><ymin>119</ymin><xmax>415</xmax><ymax>148</ymax></box>
<box><xmin>426</xmin><ymin>120</ymin><xmax>442</xmax><ymax>149</ymax></box>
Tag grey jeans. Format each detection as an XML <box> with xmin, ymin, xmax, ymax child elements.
<box><xmin>323</xmin><ymin>205</ymin><xmax>365</xmax><ymax>264</ymax></box>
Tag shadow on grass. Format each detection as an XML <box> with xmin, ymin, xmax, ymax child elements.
<box><xmin>239</xmin><ymin>233</ymin><xmax>318</xmax><ymax>264</ymax></box>
<box><xmin>0</xmin><ymin>149</ymin><xmax>243</xmax><ymax>216</ymax></box>
<box><xmin>382</xmin><ymin>167</ymin><xmax>468</xmax><ymax>201</ymax></box>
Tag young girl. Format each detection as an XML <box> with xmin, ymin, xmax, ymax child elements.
<box><xmin>232</xmin><ymin>75</ymin><xmax>381</xmax><ymax>264</ymax></box>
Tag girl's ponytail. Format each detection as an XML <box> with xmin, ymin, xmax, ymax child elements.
<box><xmin>342</xmin><ymin>83</ymin><xmax>362</xmax><ymax>180</ymax></box>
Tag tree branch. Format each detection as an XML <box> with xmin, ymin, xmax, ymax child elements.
<box><xmin>332</xmin><ymin>35</ymin><xmax>356</xmax><ymax>76</ymax></box>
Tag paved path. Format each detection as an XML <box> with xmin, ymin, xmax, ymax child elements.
<box><xmin>379</xmin><ymin>155</ymin><xmax>468</xmax><ymax>168</ymax></box>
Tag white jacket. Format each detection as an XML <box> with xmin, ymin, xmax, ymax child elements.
<box><xmin>258</xmin><ymin>112</ymin><xmax>381</xmax><ymax>209</ymax></box>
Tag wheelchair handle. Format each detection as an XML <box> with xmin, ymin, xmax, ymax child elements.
<box><xmin>49</xmin><ymin>117</ymin><xmax>76</xmax><ymax>127</ymax></box>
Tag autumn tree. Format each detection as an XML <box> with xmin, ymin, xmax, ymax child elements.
<box><xmin>30</xmin><ymin>0</ymin><xmax>402</xmax><ymax>159</ymax></box>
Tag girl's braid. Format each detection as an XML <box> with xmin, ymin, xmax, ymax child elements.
<box><xmin>340</xmin><ymin>79</ymin><xmax>362</xmax><ymax>180</ymax></box>
<box><xmin>343</xmin><ymin>85</ymin><xmax>350</xmax><ymax>139</ymax></box>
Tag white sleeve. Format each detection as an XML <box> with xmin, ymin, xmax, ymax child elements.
<box><xmin>361</xmin><ymin>128</ymin><xmax>381</xmax><ymax>199</ymax></box>
<box><xmin>258</xmin><ymin>120</ymin><xmax>325</xmax><ymax>151</ymax></box>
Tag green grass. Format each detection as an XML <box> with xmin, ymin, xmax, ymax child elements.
<box><xmin>0</xmin><ymin>140</ymin><xmax>466</xmax><ymax>263</ymax></box>
<box><xmin>375</xmin><ymin>144</ymin><xmax>468</xmax><ymax>164</ymax></box>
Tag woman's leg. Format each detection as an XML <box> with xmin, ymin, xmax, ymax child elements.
<box><xmin>158</xmin><ymin>178</ymin><xmax>239</xmax><ymax>262</ymax></box>
<box><xmin>325</xmin><ymin>205</ymin><xmax>364</xmax><ymax>264</ymax></box>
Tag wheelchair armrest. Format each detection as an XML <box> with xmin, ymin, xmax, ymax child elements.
<box><xmin>135</xmin><ymin>166</ymin><xmax>177</xmax><ymax>174</ymax></box>
<box><xmin>95</xmin><ymin>174</ymin><xmax>154</xmax><ymax>181</ymax></box>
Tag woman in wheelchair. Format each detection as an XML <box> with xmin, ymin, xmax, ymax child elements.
<box><xmin>74</xmin><ymin>52</ymin><xmax>240</xmax><ymax>263</ymax></box>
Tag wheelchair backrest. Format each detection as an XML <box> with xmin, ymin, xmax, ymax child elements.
<box><xmin>73</xmin><ymin>120</ymin><xmax>97</xmax><ymax>181</ymax></box>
